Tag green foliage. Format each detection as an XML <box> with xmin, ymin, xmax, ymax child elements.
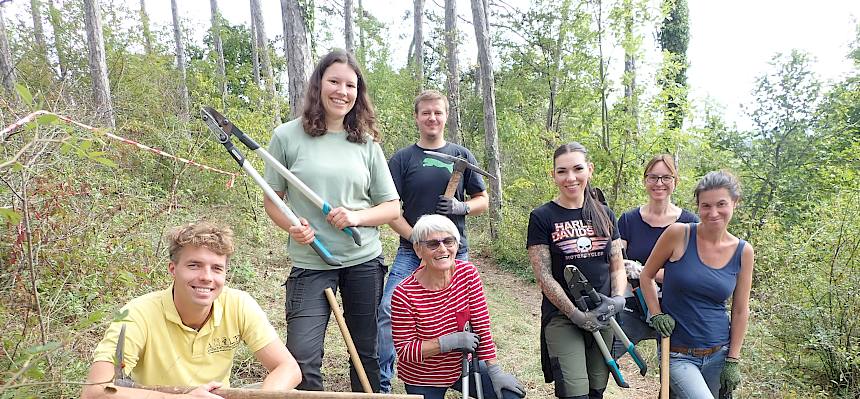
<box><xmin>751</xmin><ymin>189</ymin><xmax>860</xmax><ymax>397</ymax></box>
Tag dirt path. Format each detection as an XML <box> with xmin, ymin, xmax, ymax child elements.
<box><xmin>472</xmin><ymin>255</ymin><xmax>660</xmax><ymax>399</ymax></box>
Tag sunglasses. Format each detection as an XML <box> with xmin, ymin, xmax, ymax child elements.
<box><xmin>419</xmin><ymin>236</ymin><xmax>458</xmax><ymax>250</ymax></box>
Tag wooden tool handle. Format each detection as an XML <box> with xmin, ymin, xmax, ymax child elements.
<box><xmin>661</xmin><ymin>336</ymin><xmax>670</xmax><ymax>399</ymax></box>
<box><xmin>324</xmin><ymin>287</ymin><xmax>373</xmax><ymax>394</ymax></box>
<box><xmin>107</xmin><ymin>384</ymin><xmax>420</xmax><ymax>398</ymax></box>
<box><xmin>443</xmin><ymin>170</ymin><xmax>463</xmax><ymax>198</ymax></box>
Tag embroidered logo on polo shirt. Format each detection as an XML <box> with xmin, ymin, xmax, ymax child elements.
<box><xmin>208</xmin><ymin>334</ymin><xmax>241</xmax><ymax>354</ymax></box>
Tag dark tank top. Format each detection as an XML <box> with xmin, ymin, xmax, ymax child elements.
<box><xmin>662</xmin><ymin>224</ymin><xmax>745</xmax><ymax>348</ymax></box>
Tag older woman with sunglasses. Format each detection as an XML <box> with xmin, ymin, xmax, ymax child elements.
<box><xmin>390</xmin><ymin>214</ymin><xmax>525</xmax><ymax>399</ymax></box>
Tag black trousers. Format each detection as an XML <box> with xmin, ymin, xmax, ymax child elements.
<box><xmin>284</xmin><ymin>256</ymin><xmax>386</xmax><ymax>392</ymax></box>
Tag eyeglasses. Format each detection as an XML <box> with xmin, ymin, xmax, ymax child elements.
<box><xmin>645</xmin><ymin>174</ymin><xmax>675</xmax><ymax>184</ymax></box>
<box><xmin>419</xmin><ymin>236</ymin><xmax>458</xmax><ymax>250</ymax></box>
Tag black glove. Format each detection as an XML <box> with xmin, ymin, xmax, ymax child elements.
<box><xmin>435</xmin><ymin>195</ymin><xmax>469</xmax><ymax>216</ymax></box>
<box><xmin>598</xmin><ymin>293</ymin><xmax>626</xmax><ymax>319</ymax></box>
<box><xmin>437</xmin><ymin>331</ymin><xmax>479</xmax><ymax>353</ymax></box>
<box><xmin>569</xmin><ymin>308</ymin><xmax>610</xmax><ymax>332</ymax></box>
<box><xmin>487</xmin><ymin>363</ymin><xmax>526</xmax><ymax>398</ymax></box>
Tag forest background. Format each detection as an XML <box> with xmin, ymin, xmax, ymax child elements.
<box><xmin>0</xmin><ymin>0</ymin><xmax>859</xmax><ymax>397</ymax></box>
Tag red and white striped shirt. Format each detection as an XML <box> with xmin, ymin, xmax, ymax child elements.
<box><xmin>391</xmin><ymin>259</ymin><xmax>497</xmax><ymax>387</ymax></box>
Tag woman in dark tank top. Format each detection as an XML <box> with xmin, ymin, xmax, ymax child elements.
<box><xmin>639</xmin><ymin>171</ymin><xmax>755</xmax><ymax>398</ymax></box>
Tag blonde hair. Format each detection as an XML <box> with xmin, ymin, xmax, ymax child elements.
<box><xmin>167</xmin><ymin>221</ymin><xmax>235</xmax><ymax>262</ymax></box>
<box><xmin>413</xmin><ymin>90</ymin><xmax>449</xmax><ymax>114</ymax></box>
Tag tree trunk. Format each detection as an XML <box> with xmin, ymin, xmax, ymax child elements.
<box><xmin>357</xmin><ymin>0</ymin><xmax>365</xmax><ymax>63</ymax></box>
<box><xmin>139</xmin><ymin>0</ymin><xmax>153</xmax><ymax>55</ymax></box>
<box><xmin>170</xmin><ymin>0</ymin><xmax>190</xmax><ymax>117</ymax></box>
<box><xmin>209</xmin><ymin>0</ymin><xmax>227</xmax><ymax>110</ymax></box>
<box><xmin>47</xmin><ymin>0</ymin><xmax>67</xmax><ymax>79</ymax></box>
<box><xmin>413</xmin><ymin>0</ymin><xmax>425</xmax><ymax>90</ymax></box>
<box><xmin>281</xmin><ymin>0</ymin><xmax>312</xmax><ymax>118</ymax></box>
<box><xmin>344</xmin><ymin>0</ymin><xmax>354</xmax><ymax>53</ymax></box>
<box><xmin>30</xmin><ymin>0</ymin><xmax>50</xmax><ymax>68</ymax></box>
<box><xmin>0</xmin><ymin>4</ymin><xmax>16</xmax><ymax>98</ymax></box>
<box><xmin>611</xmin><ymin>0</ymin><xmax>638</xmax><ymax>206</ymax></box>
<box><xmin>470</xmin><ymin>0</ymin><xmax>502</xmax><ymax>239</ymax></box>
<box><xmin>250</xmin><ymin>16</ymin><xmax>261</xmax><ymax>88</ymax></box>
<box><xmin>82</xmin><ymin>0</ymin><xmax>115</xmax><ymax>128</ymax></box>
<box><xmin>547</xmin><ymin>0</ymin><xmax>571</xmax><ymax>132</ymax></box>
<box><xmin>660</xmin><ymin>0</ymin><xmax>689</xmax><ymax>131</ymax></box>
<box><xmin>596</xmin><ymin>0</ymin><xmax>610</xmax><ymax>153</ymax></box>
<box><xmin>444</xmin><ymin>0</ymin><xmax>460</xmax><ymax>144</ymax></box>
<box><xmin>251</xmin><ymin>0</ymin><xmax>280</xmax><ymax>124</ymax></box>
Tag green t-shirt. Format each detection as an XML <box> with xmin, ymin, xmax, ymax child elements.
<box><xmin>264</xmin><ymin>118</ymin><xmax>399</xmax><ymax>270</ymax></box>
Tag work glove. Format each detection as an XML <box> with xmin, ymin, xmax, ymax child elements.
<box><xmin>624</xmin><ymin>259</ymin><xmax>643</xmax><ymax>279</ymax></box>
<box><xmin>437</xmin><ymin>331</ymin><xmax>479</xmax><ymax>353</ymax></box>
<box><xmin>720</xmin><ymin>358</ymin><xmax>741</xmax><ymax>392</ymax></box>
<box><xmin>598</xmin><ymin>294</ymin><xmax>626</xmax><ymax>319</ymax></box>
<box><xmin>487</xmin><ymin>363</ymin><xmax>526</xmax><ymax>398</ymax></box>
<box><xmin>569</xmin><ymin>308</ymin><xmax>610</xmax><ymax>332</ymax></box>
<box><xmin>436</xmin><ymin>195</ymin><xmax>469</xmax><ymax>216</ymax></box>
<box><xmin>649</xmin><ymin>313</ymin><xmax>675</xmax><ymax>337</ymax></box>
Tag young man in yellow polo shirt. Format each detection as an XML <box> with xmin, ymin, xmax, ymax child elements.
<box><xmin>81</xmin><ymin>221</ymin><xmax>301</xmax><ymax>399</ymax></box>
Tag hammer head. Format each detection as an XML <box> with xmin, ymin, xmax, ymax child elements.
<box><xmin>423</xmin><ymin>151</ymin><xmax>497</xmax><ymax>181</ymax></box>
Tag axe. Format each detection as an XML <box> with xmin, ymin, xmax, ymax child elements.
<box><xmin>423</xmin><ymin>151</ymin><xmax>496</xmax><ymax>198</ymax></box>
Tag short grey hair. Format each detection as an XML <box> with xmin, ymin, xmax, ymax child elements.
<box><xmin>410</xmin><ymin>214</ymin><xmax>461</xmax><ymax>244</ymax></box>
<box><xmin>694</xmin><ymin>170</ymin><xmax>742</xmax><ymax>203</ymax></box>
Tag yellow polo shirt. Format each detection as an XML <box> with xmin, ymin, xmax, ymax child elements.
<box><xmin>92</xmin><ymin>286</ymin><xmax>279</xmax><ymax>387</ymax></box>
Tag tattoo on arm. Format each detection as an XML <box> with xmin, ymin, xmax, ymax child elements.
<box><xmin>528</xmin><ymin>245</ymin><xmax>577</xmax><ymax>318</ymax></box>
<box><xmin>610</xmin><ymin>238</ymin><xmax>623</xmax><ymax>257</ymax></box>
<box><xmin>609</xmin><ymin>239</ymin><xmax>626</xmax><ymax>297</ymax></box>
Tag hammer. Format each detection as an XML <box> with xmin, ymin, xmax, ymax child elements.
<box><xmin>423</xmin><ymin>151</ymin><xmax>496</xmax><ymax>198</ymax></box>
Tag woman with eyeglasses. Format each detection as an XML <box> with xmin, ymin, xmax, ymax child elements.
<box><xmin>390</xmin><ymin>214</ymin><xmax>525</xmax><ymax>399</ymax></box>
<box><xmin>526</xmin><ymin>143</ymin><xmax>627</xmax><ymax>399</ymax></box>
<box><xmin>640</xmin><ymin>171</ymin><xmax>754</xmax><ymax>397</ymax></box>
<box><xmin>612</xmin><ymin>155</ymin><xmax>699</xmax><ymax>355</ymax></box>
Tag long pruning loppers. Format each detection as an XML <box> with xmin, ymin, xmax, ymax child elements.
<box><xmin>565</xmin><ymin>265</ymin><xmax>648</xmax><ymax>388</ymax></box>
<box><xmin>201</xmin><ymin>107</ymin><xmax>358</xmax><ymax>267</ymax></box>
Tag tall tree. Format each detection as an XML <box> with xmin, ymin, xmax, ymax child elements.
<box><xmin>357</xmin><ymin>0</ymin><xmax>365</xmax><ymax>63</ymax></box>
<box><xmin>715</xmin><ymin>51</ymin><xmax>823</xmax><ymax>233</ymax></box>
<box><xmin>82</xmin><ymin>0</ymin><xmax>115</xmax><ymax>127</ymax></box>
<box><xmin>250</xmin><ymin>0</ymin><xmax>280</xmax><ymax>123</ymax></box>
<box><xmin>47</xmin><ymin>0</ymin><xmax>67</xmax><ymax>78</ymax></box>
<box><xmin>30</xmin><ymin>0</ymin><xmax>49</xmax><ymax>67</ymax></box>
<box><xmin>250</xmin><ymin>17</ymin><xmax>260</xmax><ymax>87</ymax></box>
<box><xmin>344</xmin><ymin>0</ymin><xmax>354</xmax><ymax>53</ymax></box>
<box><xmin>139</xmin><ymin>0</ymin><xmax>153</xmax><ymax>55</ymax></box>
<box><xmin>546</xmin><ymin>0</ymin><xmax>572</xmax><ymax>132</ymax></box>
<box><xmin>444</xmin><ymin>0</ymin><xmax>460</xmax><ymax>144</ymax></box>
<box><xmin>170</xmin><ymin>0</ymin><xmax>190</xmax><ymax>116</ymax></box>
<box><xmin>281</xmin><ymin>0</ymin><xmax>312</xmax><ymax>118</ymax></box>
<box><xmin>0</xmin><ymin>2</ymin><xmax>15</xmax><ymax>98</ymax></box>
<box><xmin>470</xmin><ymin>0</ymin><xmax>502</xmax><ymax>239</ymax></box>
<box><xmin>659</xmin><ymin>0</ymin><xmax>689</xmax><ymax>130</ymax></box>
<box><xmin>209</xmin><ymin>0</ymin><xmax>227</xmax><ymax>109</ymax></box>
<box><xmin>413</xmin><ymin>0</ymin><xmax>425</xmax><ymax>90</ymax></box>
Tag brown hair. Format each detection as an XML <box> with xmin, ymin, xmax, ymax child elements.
<box><xmin>552</xmin><ymin>142</ymin><xmax>613</xmax><ymax>237</ymax></box>
<box><xmin>301</xmin><ymin>49</ymin><xmax>380</xmax><ymax>143</ymax></box>
<box><xmin>643</xmin><ymin>154</ymin><xmax>679</xmax><ymax>180</ymax></box>
<box><xmin>694</xmin><ymin>170</ymin><xmax>742</xmax><ymax>204</ymax></box>
<box><xmin>413</xmin><ymin>89</ymin><xmax>449</xmax><ymax>114</ymax></box>
<box><xmin>167</xmin><ymin>221</ymin><xmax>235</xmax><ymax>262</ymax></box>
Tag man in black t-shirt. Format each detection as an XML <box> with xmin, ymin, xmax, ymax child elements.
<box><xmin>376</xmin><ymin>90</ymin><xmax>488</xmax><ymax>393</ymax></box>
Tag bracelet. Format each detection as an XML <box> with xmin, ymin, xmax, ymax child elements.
<box><xmin>725</xmin><ymin>356</ymin><xmax>740</xmax><ymax>363</ymax></box>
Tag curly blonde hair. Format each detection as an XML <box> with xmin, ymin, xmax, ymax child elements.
<box><xmin>167</xmin><ymin>221</ymin><xmax>235</xmax><ymax>262</ymax></box>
